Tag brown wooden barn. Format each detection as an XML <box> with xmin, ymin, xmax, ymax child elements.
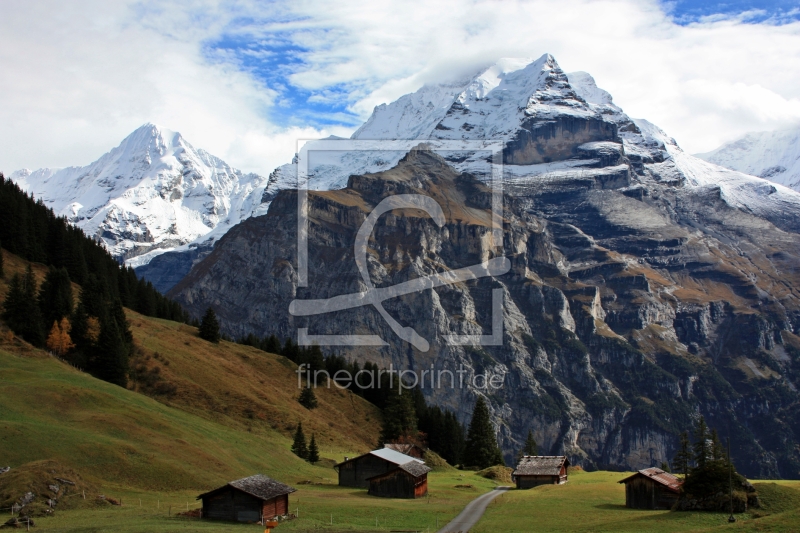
<box><xmin>197</xmin><ymin>475</ymin><xmax>296</xmax><ymax>523</ymax></box>
<box><xmin>512</xmin><ymin>456</ymin><xmax>570</xmax><ymax>489</ymax></box>
<box><xmin>383</xmin><ymin>443</ymin><xmax>426</xmax><ymax>459</ymax></box>
<box><xmin>335</xmin><ymin>448</ymin><xmax>425</xmax><ymax>488</ymax></box>
<box><xmin>367</xmin><ymin>461</ymin><xmax>432</xmax><ymax>498</ymax></box>
<box><xmin>618</xmin><ymin>467</ymin><xmax>682</xmax><ymax>510</ymax></box>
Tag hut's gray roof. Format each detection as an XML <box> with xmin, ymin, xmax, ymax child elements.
<box><xmin>618</xmin><ymin>468</ymin><xmax>682</xmax><ymax>493</ymax></box>
<box><xmin>512</xmin><ymin>456</ymin><xmax>569</xmax><ymax>477</ymax></box>
<box><xmin>397</xmin><ymin>461</ymin><xmax>432</xmax><ymax>477</ymax></box>
<box><xmin>366</xmin><ymin>461</ymin><xmax>432</xmax><ymax>481</ymax></box>
<box><xmin>197</xmin><ymin>475</ymin><xmax>296</xmax><ymax>501</ymax></box>
<box><xmin>370</xmin><ymin>448</ymin><xmax>425</xmax><ymax>465</ymax></box>
<box><xmin>335</xmin><ymin>448</ymin><xmax>424</xmax><ymax>468</ymax></box>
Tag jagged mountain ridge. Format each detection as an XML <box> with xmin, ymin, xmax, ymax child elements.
<box><xmin>171</xmin><ymin>54</ymin><xmax>800</xmax><ymax>478</ymax></box>
<box><xmin>9</xmin><ymin>124</ymin><xmax>276</xmax><ymax>267</ymax></box>
<box><xmin>696</xmin><ymin>127</ymin><xmax>800</xmax><ymax>193</ymax></box>
<box><xmin>134</xmin><ymin>55</ymin><xmax>800</xmax><ymax>292</ymax></box>
<box><xmin>267</xmin><ymin>55</ymin><xmax>800</xmax><ymax>229</ymax></box>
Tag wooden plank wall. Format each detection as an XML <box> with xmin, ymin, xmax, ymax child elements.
<box><xmin>202</xmin><ymin>487</ymin><xmax>263</xmax><ymax>522</ymax></box>
<box><xmin>368</xmin><ymin>471</ymin><xmax>427</xmax><ymax>499</ymax></box>
<box><xmin>623</xmin><ymin>477</ymin><xmax>679</xmax><ymax>510</ymax></box>
<box><xmin>338</xmin><ymin>455</ymin><xmax>394</xmax><ymax>488</ymax></box>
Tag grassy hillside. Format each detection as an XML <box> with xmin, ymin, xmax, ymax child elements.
<box><xmin>0</xmin><ymin>247</ymin><xmax>383</xmax><ymax>493</ymax></box>
<box><xmin>0</xmin><ymin>342</ymin><xmax>337</xmax><ymax>491</ymax></box>
<box><xmin>1</xmin><ymin>247</ymin><xmax>381</xmax><ymax>461</ymax></box>
<box><xmin>124</xmin><ymin>311</ymin><xmax>381</xmax><ymax>459</ymax></box>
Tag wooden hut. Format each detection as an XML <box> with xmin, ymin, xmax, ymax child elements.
<box><xmin>618</xmin><ymin>467</ymin><xmax>682</xmax><ymax>510</ymax></box>
<box><xmin>335</xmin><ymin>448</ymin><xmax>425</xmax><ymax>488</ymax></box>
<box><xmin>384</xmin><ymin>443</ymin><xmax>426</xmax><ymax>459</ymax></box>
<box><xmin>512</xmin><ymin>456</ymin><xmax>569</xmax><ymax>489</ymax></box>
<box><xmin>367</xmin><ymin>461</ymin><xmax>432</xmax><ymax>498</ymax></box>
<box><xmin>197</xmin><ymin>475</ymin><xmax>296</xmax><ymax>523</ymax></box>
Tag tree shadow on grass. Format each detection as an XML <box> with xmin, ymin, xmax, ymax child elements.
<box><xmin>594</xmin><ymin>503</ymin><xmax>658</xmax><ymax>511</ymax></box>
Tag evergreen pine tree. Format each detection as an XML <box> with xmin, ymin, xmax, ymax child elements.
<box><xmin>0</xmin><ymin>240</ymin><xmax>4</xmax><ymax>278</ymax></box>
<box><xmin>307</xmin><ymin>434</ymin><xmax>320</xmax><ymax>464</ymax></box>
<box><xmin>660</xmin><ymin>462</ymin><xmax>671</xmax><ymax>473</ymax></box>
<box><xmin>264</xmin><ymin>335</ymin><xmax>281</xmax><ymax>354</ymax></box>
<box><xmin>282</xmin><ymin>338</ymin><xmax>299</xmax><ymax>361</ymax></box>
<box><xmin>440</xmin><ymin>410</ymin><xmax>466</xmax><ymax>467</ymax></box>
<box><xmin>305</xmin><ymin>345</ymin><xmax>325</xmax><ymax>372</ymax></box>
<box><xmin>299</xmin><ymin>386</ymin><xmax>319</xmax><ymax>409</ymax></box>
<box><xmin>23</xmin><ymin>266</ymin><xmax>45</xmax><ymax>346</ymax></box>
<box><xmin>673</xmin><ymin>430</ymin><xmax>692</xmax><ymax>477</ymax></box>
<box><xmin>38</xmin><ymin>267</ymin><xmax>74</xmax><ymax>327</ymax></box>
<box><xmin>2</xmin><ymin>268</ymin><xmax>45</xmax><ymax>346</ymax></box>
<box><xmin>683</xmin><ymin>422</ymin><xmax>745</xmax><ymax>501</ymax></box>
<box><xmin>111</xmin><ymin>298</ymin><xmax>133</xmax><ymax>345</ymax></box>
<box><xmin>291</xmin><ymin>422</ymin><xmax>308</xmax><ymax>459</ymax></box>
<box><xmin>464</xmin><ymin>396</ymin><xmax>504</xmax><ymax>469</ymax></box>
<box><xmin>198</xmin><ymin>307</ymin><xmax>221</xmax><ymax>343</ymax></box>
<box><xmin>2</xmin><ymin>274</ymin><xmax>25</xmax><ymax>334</ymax></box>
<box><xmin>79</xmin><ymin>274</ymin><xmax>107</xmax><ymax>318</ymax></box>
<box><xmin>70</xmin><ymin>303</ymin><xmax>90</xmax><ymax>350</ymax></box>
<box><xmin>710</xmin><ymin>428</ymin><xmax>725</xmax><ymax>462</ymax></box>
<box><xmin>379</xmin><ymin>383</ymin><xmax>418</xmax><ymax>445</ymax></box>
<box><xmin>693</xmin><ymin>416</ymin><xmax>710</xmax><ymax>469</ymax></box>
<box><xmin>522</xmin><ymin>429</ymin><xmax>538</xmax><ymax>456</ymax></box>
<box><xmin>92</xmin><ymin>311</ymin><xmax>129</xmax><ymax>387</ymax></box>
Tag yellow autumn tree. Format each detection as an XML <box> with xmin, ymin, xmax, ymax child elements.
<box><xmin>46</xmin><ymin>317</ymin><xmax>75</xmax><ymax>356</ymax></box>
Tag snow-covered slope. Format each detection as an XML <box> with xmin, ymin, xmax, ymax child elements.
<box><xmin>635</xmin><ymin>119</ymin><xmax>800</xmax><ymax>223</ymax></box>
<box><xmin>695</xmin><ymin>128</ymin><xmax>800</xmax><ymax>192</ymax></box>
<box><xmin>268</xmin><ymin>54</ymin><xmax>800</xmax><ymax>232</ymax></box>
<box><xmin>10</xmin><ymin>124</ymin><xmax>275</xmax><ymax>265</ymax></box>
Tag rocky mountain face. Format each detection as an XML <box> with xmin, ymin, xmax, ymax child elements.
<box><xmin>696</xmin><ymin>127</ymin><xmax>800</xmax><ymax>193</ymax></box>
<box><xmin>9</xmin><ymin>124</ymin><xmax>279</xmax><ymax>290</ymax></box>
<box><xmin>170</xmin><ymin>55</ymin><xmax>800</xmax><ymax>478</ymax></box>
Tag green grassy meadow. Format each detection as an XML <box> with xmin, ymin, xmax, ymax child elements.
<box><xmin>472</xmin><ymin>470</ymin><xmax>800</xmax><ymax>533</ymax></box>
<box><xmin>21</xmin><ymin>470</ymin><xmax>800</xmax><ymax>532</ymax></box>
<box><xmin>21</xmin><ymin>472</ymin><xmax>496</xmax><ymax>532</ymax></box>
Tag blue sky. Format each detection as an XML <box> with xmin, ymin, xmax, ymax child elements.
<box><xmin>205</xmin><ymin>33</ymin><xmax>364</xmax><ymax>129</ymax></box>
<box><xmin>667</xmin><ymin>0</ymin><xmax>800</xmax><ymax>24</ymax></box>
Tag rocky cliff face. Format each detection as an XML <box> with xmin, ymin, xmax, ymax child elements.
<box><xmin>171</xmin><ymin>56</ymin><xmax>800</xmax><ymax>479</ymax></box>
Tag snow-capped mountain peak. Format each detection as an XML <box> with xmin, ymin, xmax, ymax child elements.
<box><xmin>10</xmin><ymin>124</ymin><xmax>274</xmax><ymax>265</ymax></box>
<box><xmin>352</xmin><ymin>53</ymin><xmax>576</xmax><ymax>142</ymax></box>
<box><xmin>567</xmin><ymin>71</ymin><xmax>614</xmax><ymax>106</ymax></box>
<box><xmin>270</xmin><ymin>53</ymin><xmax>800</xmax><ymax>235</ymax></box>
<box><xmin>695</xmin><ymin>127</ymin><xmax>800</xmax><ymax>193</ymax></box>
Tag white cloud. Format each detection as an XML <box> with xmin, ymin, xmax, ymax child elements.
<box><xmin>0</xmin><ymin>0</ymin><xmax>340</xmax><ymax>176</ymax></box>
<box><xmin>266</xmin><ymin>0</ymin><xmax>800</xmax><ymax>152</ymax></box>
<box><xmin>1</xmin><ymin>0</ymin><xmax>800</xmax><ymax>177</ymax></box>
